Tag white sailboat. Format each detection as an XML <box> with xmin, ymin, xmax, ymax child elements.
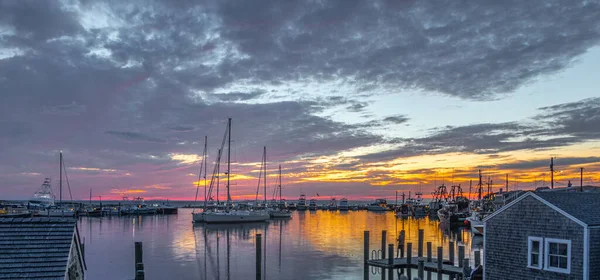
<box><xmin>270</xmin><ymin>164</ymin><xmax>292</xmax><ymax>218</ymax></box>
<box><xmin>48</xmin><ymin>151</ymin><xmax>75</xmax><ymax>217</ymax></box>
<box><xmin>192</xmin><ymin>136</ymin><xmax>208</xmax><ymax>223</ymax></box>
<box><xmin>203</xmin><ymin>118</ymin><xmax>270</xmax><ymax>223</ymax></box>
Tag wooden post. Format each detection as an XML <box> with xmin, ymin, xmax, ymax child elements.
<box><xmin>462</xmin><ymin>258</ymin><xmax>470</xmax><ymax>280</ymax></box>
<box><xmin>418</xmin><ymin>258</ymin><xmax>424</xmax><ymax>280</ymax></box>
<box><xmin>256</xmin><ymin>234</ymin><xmax>262</xmax><ymax>280</ymax></box>
<box><xmin>407</xmin><ymin>243</ymin><xmax>412</xmax><ymax>279</ymax></box>
<box><xmin>134</xmin><ymin>242</ymin><xmax>144</xmax><ymax>280</ymax></box>
<box><xmin>381</xmin><ymin>230</ymin><xmax>387</xmax><ymax>259</ymax></box>
<box><xmin>475</xmin><ymin>250</ymin><xmax>481</xmax><ymax>267</ymax></box>
<box><xmin>437</xmin><ymin>247</ymin><xmax>443</xmax><ymax>280</ymax></box>
<box><xmin>418</xmin><ymin>229</ymin><xmax>424</xmax><ymax>257</ymax></box>
<box><xmin>449</xmin><ymin>241</ymin><xmax>455</xmax><ymax>266</ymax></box>
<box><xmin>388</xmin><ymin>244</ymin><xmax>394</xmax><ymax>280</ymax></box>
<box><xmin>399</xmin><ymin>230</ymin><xmax>405</xmax><ymax>258</ymax></box>
<box><xmin>427</xmin><ymin>242</ymin><xmax>432</xmax><ymax>280</ymax></box>
<box><xmin>458</xmin><ymin>246</ymin><xmax>465</xmax><ymax>268</ymax></box>
<box><xmin>364</xmin><ymin>231</ymin><xmax>370</xmax><ymax>280</ymax></box>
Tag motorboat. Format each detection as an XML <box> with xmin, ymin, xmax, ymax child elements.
<box><xmin>204</xmin><ymin>210</ymin><xmax>270</xmax><ymax>223</ymax></box>
<box><xmin>338</xmin><ymin>198</ymin><xmax>349</xmax><ymax>211</ymax></box>
<box><xmin>296</xmin><ymin>194</ymin><xmax>308</xmax><ymax>211</ymax></box>
<box><xmin>308</xmin><ymin>199</ymin><xmax>318</xmax><ymax>211</ymax></box>
<box><xmin>367</xmin><ymin>198</ymin><xmax>388</xmax><ymax>212</ymax></box>
<box><xmin>328</xmin><ymin>198</ymin><xmax>338</xmax><ymax>211</ymax></box>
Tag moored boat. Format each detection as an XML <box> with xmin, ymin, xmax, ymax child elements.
<box><xmin>308</xmin><ymin>199</ymin><xmax>318</xmax><ymax>211</ymax></box>
<box><xmin>328</xmin><ymin>198</ymin><xmax>338</xmax><ymax>211</ymax></box>
<box><xmin>296</xmin><ymin>194</ymin><xmax>308</xmax><ymax>211</ymax></box>
<box><xmin>338</xmin><ymin>198</ymin><xmax>349</xmax><ymax>211</ymax></box>
<box><xmin>367</xmin><ymin>198</ymin><xmax>388</xmax><ymax>212</ymax></box>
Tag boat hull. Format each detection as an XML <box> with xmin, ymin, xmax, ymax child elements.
<box><xmin>203</xmin><ymin>211</ymin><xmax>270</xmax><ymax>223</ymax></box>
<box><xmin>269</xmin><ymin>211</ymin><xmax>292</xmax><ymax>218</ymax></box>
<box><xmin>192</xmin><ymin>212</ymin><xmax>205</xmax><ymax>223</ymax></box>
<box><xmin>367</xmin><ymin>206</ymin><xmax>388</xmax><ymax>212</ymax></box>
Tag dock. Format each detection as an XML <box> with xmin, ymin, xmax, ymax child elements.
<box><xmin>363</xmin><ymin>229</ymin><xmax>478</xmax><ymax>280</ymax></box>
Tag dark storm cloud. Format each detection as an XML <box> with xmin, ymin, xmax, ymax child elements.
<box><xmin>383</xmin><ymin>115</ymin><xmax>410</xmax><ymax>124</ymax></box>
<box><xmin>1</xmin><ymin>0</ymin><xmax>600</xmax><ymax>198</ymax></box>
<box><xmin>497</xmin><ymin>157</ymin><xmax>600</xmax><ymax>170</ymax></box>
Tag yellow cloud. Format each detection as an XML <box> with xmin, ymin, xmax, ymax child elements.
<box><xmin>169</xmin><ymin>153</ymin><xmax>201</xmax><ymax>165</ymax></box>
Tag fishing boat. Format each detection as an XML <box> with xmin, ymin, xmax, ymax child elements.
<box><xmin>466</xmin><ymin>211</ymin><xmax>487</xmax><ymax>235</ymax></box>
<box><xmin>367</xmin><ymin>198</ymin><xmax>388</xmax><ymax>212</ymax></box>
<box><xmin>394</xmin><ymin>192</ymin><xmax>411</xmax><ymax>218</ymax></box>
<box><xmin>296</xmin><ymin>194</ymin><xmax>308</xmax><ymax>211</ymax></box>
<box><xmin>121</xmin><ymin>197</ymin><xmax>157</xmax><ymax>215</ymax></box>
<box><xmin>308</xmin><ymin>199</ymin><xmax>317</xmax><ymax>211</ymax></box>
<box><xmin>29</xmin><ymin>178</ymin><xmax>55</xmax><ymax>209</ymax></box>
<box><xmin>203</xmin><ymin>118</ymin><xmax>270</xmax><ymax>223</ymax></box>
<box><xmin>269</xmin><ymin>165</ymin><xmax>292</xmax><ymax>219</ymax></box>
<box><xmin>328</xmin><ymin>198</ymin><xmax>338</xmax><ymax>211</ymax></box>
<box><xmin>338</xmin><ymin>198</ymin><xmax>349</xmax><ymax>211</ymax></box>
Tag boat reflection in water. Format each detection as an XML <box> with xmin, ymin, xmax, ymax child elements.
<box><xmin>78</xmin><ymin>209</ymin><xmax>479</xmax><ymax>280</ymax></box>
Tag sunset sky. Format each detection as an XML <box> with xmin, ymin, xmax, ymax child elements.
<box><xmin>1</xmin><ymin>0</ymin><xmax>599</xmax><ymax>201</ymax></box>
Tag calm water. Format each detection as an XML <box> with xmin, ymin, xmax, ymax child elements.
<box><xmin>78</xmin><ymin>209</ymin><xmax>481</xmax><ymax>280</ymax></box>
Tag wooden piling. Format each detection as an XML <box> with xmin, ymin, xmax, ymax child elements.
<box><xmin>449</xmin><ymin>241</ymin><xmax>455</xmax><ymax>266</ymax></box>
<box><xmin>475</xmin><ymin>250</ymin><xmax>481</xmax><ymax>267</ymax></box>
<box><xmin>364</xmin><ymin>231</ymin><xmax>370</xmax><ymax>280</ymax></box>
<box><xmin>381</xmin><ymin>230</ymin><xmax>387</xmax><ymax>259</ymax></box>
<box><xmin>418</xmin><ymin>229</ymin><xmax>424</xmax><ymax>257</ymax></box>
<box><xmin>399</xmin><ymin>230</ymin><xmax>405</xmax><ymax>258</ymax></box>
<box><xmin>134</xmin><ymin>242</ymin><xmax>144</xmax><ymax>280</ymax></box>
<box><xmin>437</xmin><ymin>247</ymin><xmax>443</xmax><ymax>280</ymax></box>
<box><xmin>407</xmin><ymin>243</ymin><xmax>412</xmax><ymax>279</ymax></box>
<box><xmin>458</xmin><ymin>246</ymin><xmax>465</xmax><ymax>268</ymax></box>
<box><xmin>256</xmin><ymin>234</ymin><xmax>262</xmax><ymax>280</ymax></box>
<box><xmin>388</xmin><ymin>244</ymin><xmax>394</xmax><ymax>280</ymax></box>
<box><xmin>418</xmin><ymin>258</ymin><xmax>424</xmax><ymax>280</ymax></box>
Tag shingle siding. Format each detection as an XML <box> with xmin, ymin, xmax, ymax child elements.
<box><xmin>484</xmin><ymin>195</ymin><xmax>584</xmax><ymax>280</ymax></box>
<box><xmin>589</xmin><ymin>228</ymin><xmax>600</xmax><ymax>278</ymax></box>
<box><xmin>0</xmin><ymin>217</ymin><xmax>82</xmax><ymax>280</ymax></box>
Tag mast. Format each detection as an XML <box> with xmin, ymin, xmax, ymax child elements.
<box><xmin>263</xmin><ymin>146</ymin><xmax>267</xmax><ymax>205</ymax></box>
<box><xmin>580</xmin><ymin>167</ymin><xmax>584</xmax><ymax>192</ymax></box>
<box><xmin>204</xmin><ymin>136</ymin><xmax>207</xmax><ymax>207</ymax></box>
<box><xmin>551</xmin><ymin>157</ymin><xmax>555</xmax><ymax>188</ymax></box>
<box><xmin>478</xmin><ymin>169</ymin><xmax>482</xmax><ymax>201</ymax></box>
<box><xmin>226</xmin><ymin>118</ymin><xmax>232</xmax><ymax>205</ymax></box>
<box><xmin>505</xmin><ymin>174</ymin><xmax>509</xmax><ymax>192</ymax></box>
<box><xmin>279</xmin><ymin>164</ymin><xmax>282</xmax><ymax>202</ymax></box>
<box><xmin>59</xmin><ymin>151</ymin><xmax>63</xmax><ymax>205</ymax></box>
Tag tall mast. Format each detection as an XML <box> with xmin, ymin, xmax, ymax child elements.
<box><xmin>550</xmin><ymin>157</ymin><xmax>555</xmax><ymax>189</ymax></box>
<box><xmin>478</xmin><ymin>169</ymin><xmax>482</xmax><ymax>201</ymax></box>
<box><xmin>59</xmin><ymin>151</ymin><xmax>63</xmax><ymax>205</ymax></box>
<box><xmin>263</xmin><ymin>146</ymin><xmax>267</xmax><ymax>205</ymax></box>
<box><xmin>203</xmin><ymin>136</ymin><xmax>208</xmax><ymax>209</ymax></box>
<box><xmin>580</xmin><ymin>167</ymin><xmax>584</xmax><ymax>192</ymax></box>
<box><xmin>279</xmin><ymin>164</ymin><xmax>282</xmax><ymax>202</ymax></box>
<box><xmin>227</xmin><ymin>118</ymin><xmax>231</xmax><ymax>204</ymax></box>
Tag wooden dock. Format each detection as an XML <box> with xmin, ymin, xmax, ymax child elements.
<box><xmin>363</xmin><ymin>229</ymin><xmax>477</xmax><ymax>280</ymax></box>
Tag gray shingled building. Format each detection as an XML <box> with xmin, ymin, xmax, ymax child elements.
<box><xmin>0</xmin><ymin>218</ymin><xmax>86</xmax><ymax>280</ymax></box>
<box><xmin>483</xmin><ymin>192</ymin><xmax>600</xmax><ymax>280</ymax></box>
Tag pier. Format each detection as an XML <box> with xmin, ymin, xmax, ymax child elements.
<box><xmin>363</xmin><ymin>229</ymin><xmax>476</xmax><ymax>280</ymax></box>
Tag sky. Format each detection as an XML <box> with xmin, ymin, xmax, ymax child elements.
<box><xmin>1</xmin><ymin>0</ymin><xmax>600</xmax><ymax>201</ymax></box>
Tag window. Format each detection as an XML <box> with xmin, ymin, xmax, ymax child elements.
<box><xmin>544</xmin><ymin>238</ymin><xmax>571</xmax><ymax>274</ymax></box>
<box><xmin>528</xmin><ymin>236</ymin><xmax>543</xmax><ymax>269</ymax></box>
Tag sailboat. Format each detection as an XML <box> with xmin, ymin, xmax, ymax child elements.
<box><xmin>270</xmin><ymin>165</ymin><xmax>292</xmax><ymax>218</ymax></box>
<box><xmin>192</xmin><ymin>136</ymin><xmax>208</xmax><ymax>223</ymax></box>
<box><xmin>203</xmin><ymin>118</ymin><xmax>270</xmax><ymax>223</ymax></box>
<box><xmin>48</xmin><ymin>151</ymin><xmax>75</xmax><ymax>217</ymax></box>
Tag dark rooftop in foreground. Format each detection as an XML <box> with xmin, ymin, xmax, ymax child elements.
<box><xmin>0</xmin><ymin>217</ymin><xmax>78</xmax><ymax>280</ymax></box>
<box><xmin>535</xmin><ymin>192</ymin><xmax>600</xmax><ymax>226</ymax></box>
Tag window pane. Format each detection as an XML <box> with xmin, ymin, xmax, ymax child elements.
<box><xmin>559</xmin><ymin>243</ymin><xmax>568</xmax><ymax>255</ymax></box>
<box><xmin>531</xmin><ymin>253</ymin><xmax>538</xmax><ymax>266</ymax></box>
<box><xmin>549</xmin><ymin>243</ymin><xmax>558</xmax><ymax>254</ymax></box>
<box><xmin>550</xmin><ymin>255</ymin><xmax>559</xmax><ymax>267</ymax></box>
<box><xmin>559</xmin><ymin>256</ymin><xmax>568</xmax><ymax>269</ymax></box>
<box><xmin>532</xmin><ymin>241</ymin><xmax>539</xmax><ymax>252</ymax></box>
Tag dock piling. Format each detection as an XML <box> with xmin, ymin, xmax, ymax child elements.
<box><xmin>381</xmin><ymin>230</ymin><xmax>387</xmax><ymax>259</ymax></box>
<box><xmin>418</xmin><ymin>229</ymin><xmax>424</xmax><ymax>257</ymax></box>
<box><xmin>418</xmin><ymin>258</ymin><xmax>424</xmax><ymax>280</ymax></box>
<box><xmin>449</xmin><ymin>242</ymin><xmax>455</xmax><ymax>280</ymax></box>
<box><xmin>426</xmin><ymin>242</ymin><xmax>432</xmax><ymax>280</ymax></box>
<box><xmin>399</xmin><ymin>230</ymin><xmax>405</xmax><ymax>258</ymax></box>
<box><xmin>407</xmin><ymin>243</ymin><xmax>412</xmax><ymax>279</ymax></box>
<box><xmin>458</xmin><ymin>246</ymin><xmax>464</xmax><ymax>268</ymax></box>
<box><xmin>437</xmin><ymin>247</ymin><xmax>443</xmax><ymax>280</ymax></box>
<box><xmin>364</xmin><ymin>231</ymin><xmax>370</xmax><ymax>280</ymax></box>
<box><xmin>474</xmin><ymin>250</ymin><xmax>481</xmax><ymax>267</ymax></box>
<box><xmin>388</xmin><ymin>244</ymin><xmax>394</xmax><ymax>280</ymax></box>
<box><xmin>256</xmin><ymin>234</ymin><xmax>262</xmax><ymax>280</ymax></box>
<box><xmin>134</xmin><ymin>242</ymin><xmax>144</xmax><ymax>280</ymax></box>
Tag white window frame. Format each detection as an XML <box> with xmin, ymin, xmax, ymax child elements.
<box><xmin>544</xmin><ymin>238</ymin><xmax>571</xmax><ymax>274</ymax></box>
<box><xmin>528</xmin><ymin>236</ymin><xmax>543</xmax><ymax>269</ymax></box>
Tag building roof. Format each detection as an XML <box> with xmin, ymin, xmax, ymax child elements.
<box><xmin>0</xmin><ymin>217</ymin><xmax>77</xmax><ymax>280</ymax></box>
<box><xmin>535</xmin><ymin>192</ymin><xmax>600</xmax><ymax>226</ymax></box>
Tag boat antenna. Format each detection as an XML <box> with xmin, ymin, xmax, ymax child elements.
<box><xmin>550</xmin><ymin>157</ymin><xmax>555</xmax><ymax>189</ymax></box>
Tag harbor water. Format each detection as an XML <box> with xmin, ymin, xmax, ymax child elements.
<box><xmin>78</xmin><ymin>209</ymin><xmax>481</xmax><ymax>279</ymax></box>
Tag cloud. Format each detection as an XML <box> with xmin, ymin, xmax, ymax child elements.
<box><xmin>383</xmin><ymin>115</ymin><xmax>410</xmax><ymax>124</ymax></box>
<box><xmin>208</xmin><ymin>90</ymin><xmax>266</xmax><ymax>102</ymax></box>
<box><xmin>104</xmin><ymin>131</ymin><xmax>167</xmax><ymax>143</ymax></box>
<box><xmin>498</xmin><ymin>157</ymin><xmax>600</xmax><ymax>170</ymax></box>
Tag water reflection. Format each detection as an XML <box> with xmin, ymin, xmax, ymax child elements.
<box><xmin>78</xmin><ymin>209</ymin><xmax>478</xmax><ymax>280</ymax></box>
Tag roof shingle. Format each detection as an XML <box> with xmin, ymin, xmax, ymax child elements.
<box><xmin>0</xmin><ymin>217</ymin><xmax>77</xmax><ymax>280</ymax></box>
<box><xmin>535</xmin><ymin>192</ymin><xmax>600</xmax><ymax>226</ymax></box>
